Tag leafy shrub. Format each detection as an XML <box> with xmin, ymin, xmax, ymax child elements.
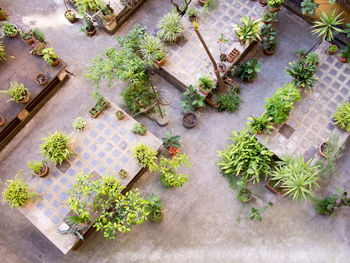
<box><xmin>271</xmin><ymin>154</ymin><xmax>319</xmax><ymax>201</ymax></box>
<box><xmin>217</xmin><ymin>91</ymin><xmax>242</xmax><ymax>112</ymax></box>
<box><xmin>27</xmin><ymin>160</ymin><xmax>45</xmax><ymax>176</ymax></box>
<box><xmin>315</xmin><ymin>187</ymin><xmax>350</xmax><ymax>215</ymax></box>
<box><xmin>234</xmin><ymin>16</ymin><xmax>262</xmax><ymax>45</ymax></box>
<box><xmin>264</xmin><ymin>83</ymin><xmax>301</xmax><ymax>124</ymax></box>
<box><xmin>146</xmin><ymin>194</ymin><xmax>163</xmax><ymax>223</ymax></box>
<box><xmin>121</xmin><ymin>83</ymin><xmax>156</xmax><ymax>114</ymax></box>
<box><xmin>198</xmin><ymin>75</ymin><xmax>215</xmax><ymax>93</ymax></box>
<box><xmin>333</xmin><ymin>102</ymin><xmax>350</xmax><ymax>132</ymax></box>
<box><xmin>157</xmin><ymin>13</ymin><xmax>184</xmax><ymax>43</ymax></box>
<box><xmin>248</xmin><ymin>113</ymin><xmax>274</xmax><ymax>134</ymax></box>
<box><xmin>2</xmin><ymin>22</ymin><xmax>17</xmax><ymax>37</ymax></box>
<box><xmin>217</xmin><ymin>129</ymin><xmax>274</xmax><ymax>183</ymax></box>
<box><xmin>132</xmin><ymin>122</ymin><xmax>147</xmax><ymax>135</ymax></box>
<box><xmin>180</xmin><ymin>85</ymin><xmax>205</xmax><ymax>113</ymax></box>
<box><xmin>159</xmin><ymin>154</ymin><xmax>191</xmax><ymax>187</ymax></box>
<box><xmin>187</xmin><ymin>6</ymin><xmax>199</xmax><ymax>18</ymax></box>
<box><xmin>262</xmin><ymin>10</ymin><xmax>278</xmax><ymax>23</ymax></box>
<box><xmin>0</xmin><ymin>82</ymin><xmax>28</xmax><ymax>102</ymax></box>
<box><xmin>2</xmin><ymin>174</ymin><xmax>35</xmax><ymax>208</ymax></box>
<box><xmin>301</xmin><ymin>0</ymin><xmax>319</xmax><ymax>16</ymax></box>
<box><xmin>132</xmin><ymin>143</ymin><xmax>158</xmax><ymax>172</ymax></box>
<box><xmin>40</xmin><ymin>131</ymin><xmax>72</xmax><ymax>165</ymax></box>
<box><xmin>285</xmin><ymin>58</ymin><xmax>318</xmax><ymax>92</ymax></box>
<box><xmin>33</xmin><ymin>28</ymin><xmax>45</xmax><ymax>42</ymax></box>
<box><xmin>339</xmin><ymin>44</ymin><xmax>350</xmax><ymax>62</ymax></box>
<box><xmin>115</xmin><ymin>24</ymin><xmax>147</xmax><ymax>52</ymax></box>
<box><xmin>162</xmin><ymin>130</ymin><xmax>181</xmax><ymax>149</ymax></box>
<box><xmin>73</xmin><ymin>117</ymin><xmax>87</xmax><ymax>131</ymax></box>
<box><xmin>235</xmin><ymin>57</ymin><xmax>262</xmax><ymax>81</ymax></box>
<box><xmin>267</xmin><ymin>0</ymin><xmax>284</xmax><ymax>8</ymax></box>
<box><xmin>139</xmin><ymin>34</ymin><xmax>164</xmax><ymax>63</ymax></box>
<box><xmin>74</xmin><ymin>0</ymin><xmax>103</xmax><ymax>14</ymax></box>
<box><xmin>42</xmin><ymin>48</ymin><xmax>58</xmax><ymax>64</ymax></box>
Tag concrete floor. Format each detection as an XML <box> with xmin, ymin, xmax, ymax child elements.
<box><xmin>1</xmin><ymin>1</ymin><xmax>350</xmax><ymax>262</ymax></box>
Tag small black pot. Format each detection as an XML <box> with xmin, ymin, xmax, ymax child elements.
<box><xmin>183</xmin><ymin>112</ymin><xmax>197</xmax><ymax>129</ymax></box>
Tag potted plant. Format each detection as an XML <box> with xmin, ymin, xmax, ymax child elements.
<box><xmin>267</xmin><ymin>0</ymin><xmax>284</xmax><ymax>12</ymax></box>
<box><xmin>187</xmin><ymin>6</ymin><xmax>199</xmax><ymax>22</ymax></box>
<box><xmin>265</xmin><ymin>176</ymin><xmax>283</xmax><ymax>195</ymax></box>
<box><xmin>327</xmin><ymin>44</ymin><xmax>338</xmax><ymax>55</ymax></box>
<box><xmin>101</xmin><ymin>4</ymin><xmax>115</xmax><ymax>22</ymax></box>
<box><xmin>0</xmin><ymin>114</ymin><xmax>4</xmax><ymax>127</ymax></box>
<box><xmin>32</xmin><ymin>28</ymin><xmax>45</xmax><ymax>43</ymax></box>
<box><xmin>338</xmin><ymin>44</ymin><xmax>350</xmax><ymax>64</ymax></box>
<box><xmin>183</xmin><ymin>112</ymin><xmax>197</xmax><ymax>129</ymax></box>
<box><xmin>332</xmin><ymin>101</ymin><xmax>350</xmax><ymax>132</ymax></box>
<box><xmin>2</xmin><ymin>22</ymin><xmax>18</xmax><ymax>37</ymax></box>
<box><xmin>262</xmin><ymin>10</ymin><xmax>278</xmax><ymax>24</ymax></box>
<box><xmin>40</xmin><ymin>131</ymin><xmax>73</xmax><ymax>165</ymax></box>
<box><xmin>162</xmin><ymin>130</ymin><xmax>181</xmax><ymax>156</ymax></box>
<box><xmin>64</xmin><ymin>9</ymin><xmax>77</xmax><ymax>23</ymax></box>
<box><xmin>116</xmin><ymin>110</ymin><xmax>125</xmax><ymax>120</ymax></box>
<box><xmin>198</xmin><ymin>75</ymin><xmax>215</xmax><ymax>95</ymax></box>
<box><xmin>248</xmin><ymin>113</ymin><xmax>274</xmax><ymax>134</ymax></box>
<box><xmin>259</xmin><ymin>0</ymin><xmax>267</xmax><ymax>7</ymax></box>
<box><xmin>2</xmin><ymin>174</ymin><xmax>37</xmax><ymax>208</ymax></box>
<box><xmin>0</xmin><ymin>8</ymin><xmax>7</xmax><ymax>20</ymax></box>
<box><xmin>82</xmin><ymin>14</ymin><xmax>96</xmax><ymax>37</ymax></box>
<box><xmin>217</xmin><ymin>91</ymin><xmax>242</xmax><ymax>113</ymax></box>
<box><xmin>315</xmin><ymin>188</ymin><xmax>350</xmax><ymax>215</ymax></box>
<box><xmin>30</xmin><ymin>41</ymin><xmax>46</xmax><ymax>56</ymax></box>
<box><xmin>285</xmin><ymin>58</ymin><xmax>318</xmax><ymax>92</ymax></box>
<box><xmin>89</xmin><ymin>92</ymin><xmax>108</xmax><ymax>118</ymax></box>
<box><xmin>234</xmin><ymin>16</ymin><xmax>262</xmax><ymax>45</ymax></box>
<box><xmin>20</xmin><ymin>30</ymin><xmax>34</xmax><ymax>45</ymax></box>
<box><xmin>132</xmin><ymin>122</ymin><xmax>147</xmax><ymax>136</ymax></box>
<box><xmin>155</xmin><ymin>51</ymin><xmax>166</xmax><ymax>67</ymax></box>
<box><xmin>73</xmin><ymin>117</ymin><xmax>87</xmax><ymax>131</ymax></box>
<box><xmin>235</xmin><ymin>57</ymin><xmax>262</xmax><ymax>82</ymax></box>
<box><xmin>132</xmin><ymin>143</ymin><xmax>158</xmax><ymax>171</ymax></box>
<box><xmin>138</xmin><ymin>34</ymin><xmax>166</xmax><ymax>66</ymax></box>
<box><xmin>42</xmin><ymin>47</ymin><xmax>59</xmax><ymax>66</ymax></box>
<box><xmin>0</xmin><ymin>82</ymin><xmax>30</xmax><ymax>103</ymax></box>
<box><xmin>261</xmin><ymin>24</ymin><xmax>279</xmax><ymax>55</ymax></box>
<box><xmin>35</xmin><ymin>73</ymin><xmax>48</xmax><ymax>85</ymax></box>
<box><xmin>180</xmin><ymin>85</ymin><xmax>205</xmax><ymax>113</ymax></box>
<box><xmin>146</xmin><ymin>194</ymin><xmax>163</xmax><ymax>223</ymax></box>
<box><xmin>119</xmin><ymin>169</ymin><xmax>128</xmax><ymax>178</ymax></box>
<box><xmin>157</xmin><ymin>13</ymin><xmax>184</xmax><ymax>43</ymax></box>
<box><xmin>27</xmin><ymin>160</ymin><xmax>49</xmax><ymax>177</ymax></box>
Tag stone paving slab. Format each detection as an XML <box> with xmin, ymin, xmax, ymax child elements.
<box><xmin>160</xmin><ymin>0</ymin><xmax>263</xmax><ymax>89</ymax></box>
<box><xmin>17</xmin><ymin>102</ymin><xmax>162</xmax><ymax>254</ymax></box>
<box><xmin>256</xmin><ymin>42</ymin><xmax>350</xmax><ymax>160</ymax></box>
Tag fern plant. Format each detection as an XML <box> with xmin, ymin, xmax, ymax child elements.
<box><xmin>0</xmin><ymin>82</ymin><xmax>28</xmax><ymax>102</ymax></box>
<box><xmin>157</xmin><ymin>13</ymin><xmax>184</xmax><ymax>43</ymax></box>
<box><xmin>40</xmin><ymin>131</ymin><xmax>72</xmax><ymax>165</ymax></box>
<box><xmin>333</xmin><ymin>102</ymin><xmax>350</xmax><ymax>132</ymax></box>
<box><xmin>139</xmin><ymin>35</ymin><xmax>164</xmax><ymax>63</ymax></box>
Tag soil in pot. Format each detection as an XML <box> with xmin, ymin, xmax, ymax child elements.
<box><xmin>189</xmin><ymin>16</ymin><xmax>197</xmax><ymax>22</ymax></box>
<box><xmin>183</xmin><ymin>112</ymin><xmax>197</xmax><ymax>129</ymax></box>
<box><xmin>155</xmin><ymin>56</ymin><xmax>166</xmax><ymax>67</ymax></box>
<box><xmin>89</xmin><ymin>100</ymin><xmax>108</xmax><ymax>118</ymax></box>
<box><xmin>35</xmin><ymin>73</ymin><xmax>48</xmax><ymax>85</ymax></box>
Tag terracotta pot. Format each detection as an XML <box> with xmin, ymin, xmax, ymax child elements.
<box><xmin>64</xmin><ymin>10</ymin><xmax>76</xmax><ymax>23</ymax></box>
<box><xmin>189</xmin><ymin>16</ymin><xmax>197</xmax><ymax>22</ymax></box>
<box><xmin>21</xmin><ymin>35</ymin><xmax>34</xmax><ymax>45</ymax></box>
<box><xmin>269</xmin><ymin>6</ymin><xmax>281</xmax><ymax>13</ymax></box>
<box><xmin>89</xmin><ymin>99</ymin><xmax>108</xmax><ymax>118</ymax></box>
<box><xmin>265</xmin><ymin>177</ymin><xmax>282</xmax><ymax>195</ymax></box>
<box><xmin>18</xmin><ymin>91</ymin><xmax>30</xmax><ymax>104</ymax></box>
<box><xmin>183</xmin><ymin>112</ymin><xmax>197</xmax><ymax>129</ymax></box>
<box><xmin>116</xmin><ymin>110</ymin><xmax>125</xmax><ymax>120</ymax></box>
<box><xmin>259</xmin><ymin>0</ymin><xmax>267</xmax><ymax>6</ymax></box>
<box><xmin>104</xmin><ymin>14</ymin><xmax>115</xmax><ymax>22</ymax></box>
<box><xmin>155</xmin><ymin>56</ymin><xmax>166</xmax><ymax>67</ymax></box>
<box><xmin>35</xmin><ymin>163</ymin><xmax>49</xmax><ymax>177</ymax></box>
<box><xmin>0</xmin><ymin>8</ymin><xmax>7</xmax><ymax>20</ymax></box>
<box><xmin>0</xmin><ymin>115</ymin><xmax>5</xmax><ymax>127</ymax></box>
<box><xmin>264</xmin><ymin>48</ymin><xmax>276</xmax><ymax>56</ymax></box>
<box><xmin>339</xmin><ymin>56</ymin><xmax>348</xmax><ymax>63</ymax></box>
<box><xmin>35</xmin><ymin>73</ymin><xmax>48</xmax><ymax>85</ymax></box>
<box><xmin>199</xmin><ymin>86</ymin><xmax>210</xmax><ymax>96</ymax></box>
<box><xmin>319</xmin><ymin>142</ymin><xmax>327</xmax><ymax>158</ymax></box>
<box><xmin>198</xmin><ymin>0</ymin><xmax>206</xmax><ymax>6</ymax></box>
<box><xmin>50</xmin><ymin>58</ymin><xmax>60</xmax><ymax>66</ymax></box>
<box><xmin>86</xmin><ymin>27</ymin><xmax>96</xmax><ymax>37</ymax></box>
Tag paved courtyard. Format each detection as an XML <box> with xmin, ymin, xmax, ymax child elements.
<box><xmin>0</xmin><ymin>0</ymin><xmax>350</xmax><ymax>262</ymax></box>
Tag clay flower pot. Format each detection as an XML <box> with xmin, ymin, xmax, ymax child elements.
<box><xmin>86</xmin><ymin>27</ymin><xmax>96</xmax><ymax>37</ymax></box>
<box><xmin>51</xmin><ymin>58</ymin><xmax>60</xmax><ymax>67</ymax></box>
<box><xmin>155</xmin><ymin>56</ymin><xmax>167</xmax><ymax>67</ymax></box>
<box><xmin>18</xmin><ymin>91</ymin><xmax>30</xmax><ymax>104</ymax></box>
<box><xmin>35</xmin><ymin>163</ymin><xmax>49</xmax><ymax>177</ymax></box>
<box><xmin>339</xmin><ymin>56</ymin><xmax>348</xmax><ymax>63</ymax></box>
<box><xmin>35</xmin><ymin>73</ymin><xmax>48</xmax><ymax>85</ymax></box>
<box><xmin>269</xmin><ymin>6</ymin><xmax>281</xmax><ymax>13</ymax></box>
<box><xmin>0</xmin><ymin>8</ymin><xmax>7</xmax><ymax>20</ymax></box>
<box><xmin>21</xmin><ymin>35</ymin><xmax>34</xmax><ymax>45</ymax></box>
<box><xmin>189</xmin><ymin>16</ymin><xmax>198</xmax><ymax>22</ymax></box>
<box><xmin>264</xmin><ymin>48</ymin><xmax>276</xmax><ymax>56</ymax></box>
<box><xmin>0</xmin><ymin>115</ymin><xmax>5</xmax><ymax>127</ymax></box>
<box><xmin>319</xmin><ymin>142</ymin><xmax>327</xmax><ymax>158</ymax></box>
<box><xmin>198</xmin><ymin>0</ymin><xmax>206</xmax><ymax>6</ymax></box>
<box><xmin>64</xmin><ymin>10</ymin><xmax>77</xmax><ymax>23</ymax></box>
<box><xmin>116</xmin><ymin>110</ymin><xmax>125</xmax><ymax>120</ymax></box>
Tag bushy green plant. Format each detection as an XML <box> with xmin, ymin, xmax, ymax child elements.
<box><xmin>42</xmin><ymin>48</ymin><xmax>58</xmax><ymax>64</ymax></box>
<box><xmin>217</xmin><ymin>91</ymin><xmax>242</xmax><ymax>112</ymax></box>
<box><xmin>261</xmin><ymin>24</ymin><xmax>279</xmax><ymax>52</ymax></box>
<box><xmin>132</xmin><ymin>122</ymin><xmax>147</xmax><ymax>135</ymax></box>
<box><xmin>139</xmin><ymin>35</ymin><xmax>164</xmax><ymax>63</ymax></box>
<box><xmin>20</xmin><ymin>30</ymin><xmax>32</xmax><ymax>40</ymax></box>
<box><xmin>159</xmin><ymin>154</ymin><xmax>191</xmax><ymax>187</ymax></box>
<box><xmin>73</xmin><ymin>117</ymin><xmax>87</xmax><ymax>131</ymax></box>
<box><xmin>262</xmin><ymin>10</ymin><xmax>278</xmax><ymax>23</ymax></box>
<box><xmin>121</xmin><ymin>83</ymin><xmax>156</xmax><ymax>114</ymax></box>
<box><xmin>217</xmin><ymin>129</ymin><xmax>274</xmax><ymax>183</ymax></box>
<box><xmin>2</xmin><ymin>22</ymin><xmax>17</xmax><ymax>37</ymax></box>
<box><xmin>67</xmin><ymin>173</ymin><xmax>149</xmax><ymax>239</ymax></box>
<box><xmin>267</xmin><ymin>0</ymin><xmax>284</xmax><ymax>8</ymax></box>
<box><xmin>234</xmin><ymin>16</ymin><xmax>262</xmax><ymax>45</ymax></box>
<box><xmin>301</xmin><ymin>0</ymin><xmax>319</xmax><ymax>15</ymax></box>
<box><xmin>328</xmin><ymin>44</ymin><xmax>338</xmax><ymax>53</ymax></box>
<box><xmin>32</xmin><ymin>28</ymin><xmax>45</xmax><ymax>42</ymax></box>
<box><xmin>315</xmin><ymin>187</ymin><xmax>350</xmax><ymax>215</ymax></box>
<box><xmin>0</xmin><ymin>41</ymin><xmax>5</xmax><ymax>61</ymax></box>
<box><xmin>187</xmin><ymin>6</ymin><xmax>199</xmax><ymax>18</ymax></box>
<box><xmin>146</xmin><ymin>194</ymin><xmax>163</xmax><ymax>223</ymax></box>
<box><xmin>74</xmin><ymin>0</ymin><xmax>103</xmax><ymax>14</ymax></box>
<box><xmin>0</xmin><ymin>82</ymin><xmax>28</xmax><ymax>102</ymax></box>
<box><xmin>2</xmin><ymin>174</ymin><xmax>35</xmax><ymax>208</ymax></box>
<box><xmin>311</xmin><ymin>10</ymin><xmax>343</xmax><ymax>43</ymax></box>
<box><xmin>90</xmin><ymin>91</ymin><xmax>107</xmax><ymax>115</ymax></box>
<box><xmin>162</xmin><ymin>130</ymin><xmax>181</xmax><ymax>149</ymax></box>
<box><xmin>157</xmin><ymin>13</ymin><xmax>184</xmax><ymax>43</ymax></box>
<box><xmin>180</xmin><ymin>85</ymin><xmax>205</xmax><ymax>113</ymax></box>
<box><xmin>203</xmin><ymin>0</ymin><xmax>217</xmax><ymax>10</ymax></box>
<box><xmin>333</xmin><ymin>102</ymin><xmax>350</xmax><ymax>132</ymax></box>
<box><xmin>198</xmin><ymin>75</ymin><xmax>215</xmax><ymax>93</ymax></box>
<box><xmin>40</xmin><ymin>131</ymin><xmax>72</xmax><ymax>165</ymax></box>
<box><xmin>235</xmin><ymin>57</ymin><xmax>262</xmax><ymax>81</ymax></box>
<box><xmin>27</xmin><ymin>160</ymin><xmax>45</xmax><ymax>176</ymax></box>
<box><xmin>264</xmin><ymin>83</ymin><xmax>301</xmax><ymax>124</ymax></box>
<box><xmin>132</xmin><ymin>142</ymin><xmax>158</xmax><ymax>172</ymax></box>
<box><xmin>285</xmin><ymin>58</ymin><xmax>318</xmax><ymax>91</ymax></box>
<box><xmin>271</xmin><ymin>154</ymin><xmax>320</xmax><ymax>201</ymax></box>
<box><xmin>82</xmin><ymin>14</ymin><xmax>95</xmax><ymax>32</ymax></box>
<box><xmin>339</xmin><ymin>44</ymin><xmax>350</xmax><ymax>63</ymax></box>
<box><xmin>248</xmin><ymin>113</ymin><xmax>274</xmax><ymax>134</ymax></box>
<box><xmin>115</xmin><ymin>24</ymin><xmax>147</xmax><ymax>52</ymax></box>
<box><xmin>236</xmin><ymin>178</ymin><xmax>252</xmax><ymax>203</ymax></box>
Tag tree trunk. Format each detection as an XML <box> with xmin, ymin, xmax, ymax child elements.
<box><xmin>170</xmin><ymin>0</ymin><xmax>192</xmax><ymax>17</ymax></box>
<box><xmin>194</xmin><ymin>28</ymin><xmax>225</xmax><ymax>92</ymax></box>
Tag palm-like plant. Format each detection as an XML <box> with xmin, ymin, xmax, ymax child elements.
<box><xmin>157</xmin><ymin>13</ymin><xmax>184</xmax><ymax>43</ymax></box>
<box><xmin>271</xmin><ymin>154</ymin><xmax>320</xmax><ymax>201</ymax></box>
<box><xmin>138</xmin><ymin>35</ymin><xmax>164</xmax><ymax>63</ymax></box>
<box><xmin>307</xmin><ymin>10</ymin><xmax>344</xmax><ymax>55</ymax></box>
<box><xmin>234</xmin><ymin>16</ymin><xmax>263</xmax><ymax>45</ymax></box>
<box><xmin>285</xmin><ymin>60</ymin><xmax>318</xmax><ymax>92</ymax></box>
<box><xmin>248</xmin><ymin>112</ymin><xmax>274</xmax><ymax>134</ymax></box>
